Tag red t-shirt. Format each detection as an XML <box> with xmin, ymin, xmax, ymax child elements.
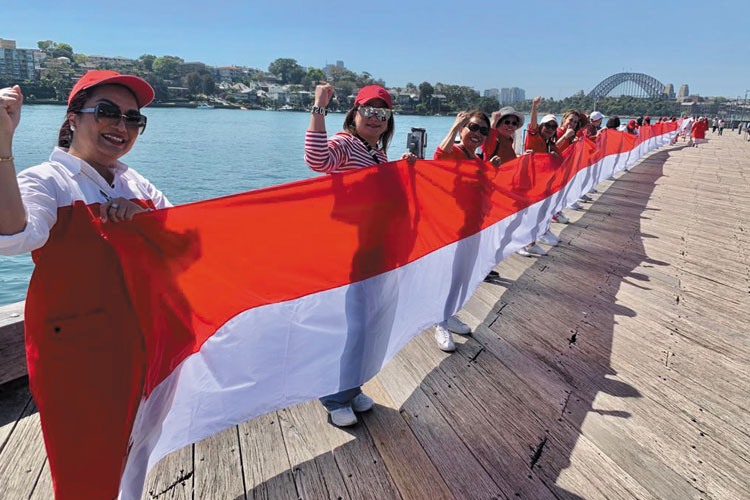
<box><xmin>556</xmin><ymin>128</ymin><xmax>576</xmax><ymax>153</ymax></box>
<box><xmin>482</xmin><ymin>129</ymin><xmax>516</xmax><ymax>164</ymax></box>
<box><xmin>434</xmin><ymin>144</ymin><xmax>477</xmax><ymax>161</ymax></box>
<box><xmin>524</xmin><ymin>126</ymin><xmax>559</xmax><ymax>154</ymax></box>
<box><xmin>692</xmin><ymin>120</ymin><xmax>707</xmax><ymax>139</ymax></box>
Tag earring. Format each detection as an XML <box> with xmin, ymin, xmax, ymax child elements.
<box><xmin>70</xmin><ymin>125</ymin><xmax>76</xmax><ymax>131</ymax></box>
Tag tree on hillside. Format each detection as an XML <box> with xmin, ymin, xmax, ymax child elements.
<box><xmin>52</xmin><ymin>43</ymin><xmax>74</xmax><ymax>59</ymax></box>
<box><xmin>268</xmin><ymin>58</ymin><xmax>305</xmax><ymax>84</ymax></box>
<box><xmin>152</xmin><ymin>56</ymin><xmax>183</xmax><ymax>80</ymax></box>
<box><xmin>477</xmin><ymin>96</ymin><xmax>500</xmax><ymax>114</ymax></box>
<box><xmin>301</xmin><ymin>67</ymin><xmax>326</xmax><ymax>90</ymax></box>
<box><xmin>184</xmin><ymin>72</ymin><xmax>203</xmax><ymax>94</ymax></box>
<box><xmin>405</xmin><ymin>82</ymin><xmax>417</xmax><ymax>93</ymax></box>
<box><xmin>37</xmin><ymin>40</ymin><xmax>53</xmax><ymax>52</ymax></box>
<box><xmin>138</xmin><ymin>54</ymin><xmax>156</xmax><ymax>72</ymax></box>
<box><xmin>418</xmin><ymin>81</ymin><xmax>434</xmax><ymax>103</ymax></box>
<box><xmin>327</xmin><ymin>66</ymin><xmax>358</xmax><ymax>83</ymax></box>
<box><xmin>201</xmin><ymin>74</ymin><xmax>216</xmax><ymax>95</ymax></box>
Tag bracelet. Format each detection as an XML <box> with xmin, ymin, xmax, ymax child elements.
<box><xmin>311</xmin><ymin>106</ymin><xmax>327</xmax><ymax>116</ymax></box>
<box><xmin>0</xmin><ymin>156</ymin><xmax>14</xmax><ymax>163</ymax></box>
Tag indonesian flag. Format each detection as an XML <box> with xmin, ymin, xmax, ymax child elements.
<box><xmin>24</xmin><ymin>123</ymin><xmax>681</xmax><ymax>499</ymax></box>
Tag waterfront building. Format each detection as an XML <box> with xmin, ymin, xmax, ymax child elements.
<box><xmin>484</xmin><ymin>88</ymin><xmax>500</xmax><ymax>100</ymax></box>
<box><xmin>217</xmin><ymin>66</ymin><xmax>244</xmax><ymax>81</ymax></box>
<box><xmin>677</xmin><ymin>84</ymin><xmax>689</xmax><ymax>102</ymax></box>
<box><xmin>0</xmin><ymin>39</ymin><xmax>37</xmax><ymax>82</ymax></box>
<box><xmin>500</xmin><ymin>87</ymin><xmax>526</xmax><ymax>105</ymax></box>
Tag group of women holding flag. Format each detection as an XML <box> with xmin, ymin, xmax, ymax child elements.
<box><xmin>0</xmin><ymin>68</ymin><xmax>681</xmax><ymax>498</ymax></box>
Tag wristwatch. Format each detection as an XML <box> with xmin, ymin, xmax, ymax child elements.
<box><xmin>311</xmin><ymin>106</ymin><xmax>327</xmax><ymax>116</ymax></box>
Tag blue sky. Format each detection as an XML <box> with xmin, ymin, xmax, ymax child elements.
<box><xmin>6</xmin><ymin>0</ymin><xmax>749</xmax><ymax>98</ymax></box>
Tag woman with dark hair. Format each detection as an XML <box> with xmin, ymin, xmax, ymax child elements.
<box><xmin>434</xmin><ymin>110</ymin><xmax>490</xmax><ymax>161</ymax></box>
<box><xmin>429</xmin><ymin>110</ymin><xmax>489</xmax><ymax>351</ymax></box>
<box><xmin>0</xmin><ymin>71</ymin><xmax>169</xmax><ymax>499</ymax></box>
<box><xmin>306</xmin><ymin>83</ymin><xmax>410</xmax><ymax>172</ymax></box>
<box><xmin>304</xmin><ymin>83</ymin><xmax>415</xmax><ymax>427</ymax></box>
<box><xmin>483</xmin><ymin>106</ymin><xmax>524</xmax><ymax>166</ymax></box>
<box><xmin>606</xmin><ymin>116</ymin><xmax>621</xmax><ymax>129</ymax></box>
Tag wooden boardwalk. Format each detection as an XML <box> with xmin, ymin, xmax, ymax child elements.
<box><xmin>1</xmin><ymin>131</ymin><xmax>748</xmax><ymax>499</ymax></box>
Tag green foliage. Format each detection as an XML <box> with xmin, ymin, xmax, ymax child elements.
<box><xmin>418</xmin><ymin>82</ymin><xmax>433</xmax><ymax>103</ymax></box>
<box><xmin>301</xmin><ymin>67</ymin><xmax>326</xmax><ymax>91</ymax></box>
<box><xmin>37</xmin><ymin>40</ymin><xmax>53</xmax><ymax>52</ymax></box>
<box><xmin>477</xmin><ymin>97</ymin><xmax>500</xmax><ymax>114</ymax></box>
<box><xmin>268</xmin><ymin>58</ymin><xmax>305</xmax><ymax>84</ymax></box>
<box><xmin>184</xmin><ymin>72</ymin><xmax>203</xmax><ymax>94</ymax></box>
<box><xmin>37</xmin><ymin>40</ymin><xmax>74</xmax><ymax>59</ymax></box>
<box><xmin>138</xmin><ymin>54</ymin><xmax>156</xmax><ymax>72</ymax></box>
<box><xmin>152</xmin><ymin>56</ymin><xmax>183</xmax><ymax>80</ymax></box>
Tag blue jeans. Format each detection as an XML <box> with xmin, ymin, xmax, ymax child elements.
<box><xmin>320</xmin><ymin>386</ymin><xmax>362</xmax><ymax>411</ymax></box>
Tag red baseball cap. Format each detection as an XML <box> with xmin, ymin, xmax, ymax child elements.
<box><xmin>68</xmin><ymin>70</ymin><xmax>155</xmax><ymax>108</ymax></box>
<box><xmin>354</xmin><ymin>85</ymin><xmax>392</xmax><ymax>109</ymax></box>
<box><xmin>628</xmin><ymin>119</ymin><xmax>637</xmax><ymax>127</ymax></box>
<box><xmin>644</xmin><ymin>115</ymin><xmax>651</xmax><ymax>121</ymax></box>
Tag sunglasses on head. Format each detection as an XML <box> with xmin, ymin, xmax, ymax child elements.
<box><xmin>78</xmin><ymin>101</ymin><xmax>147</xmax><ymax>134</ymax></box>
<box><xmin>358</xmin><ymin>106</ymin><xmax>392</xmax><ymax>122</ymax></box>
<box><xmin>466</xmin><ymin>122</ymin><xmax>490</xmax><ymax>136</ymax></box>
<box><xmin>501</xmin><ymin>118</ymin><xmax>519</xmax><ymax>127</ymax></box>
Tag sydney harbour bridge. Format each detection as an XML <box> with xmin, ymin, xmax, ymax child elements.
<box><xmin>588</xmin><ymin>72</ymin><xmax>674</xmax><ymax>99</ymax></box>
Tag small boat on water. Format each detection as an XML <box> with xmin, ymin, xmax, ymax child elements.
<box><xmin>196</xmin><ymin>103</ymin><xmax>214</xmax><ymax>109</ymax></box>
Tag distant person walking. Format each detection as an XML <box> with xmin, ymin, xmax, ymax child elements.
<box><xmin>718</xmin><ymin>118</ymin><xmax>725</xmax><ymax>135</ymax></box>
<box><xmin>691</xmin><ymin>116</ymin><xmax>708</xmax><ymax>146</ymax></box>
<box><xmin>712</xmin><ymin>117</ymin><xmax>719</xmax><ymax>133</ymax></box>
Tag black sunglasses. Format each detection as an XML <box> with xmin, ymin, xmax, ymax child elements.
<box><xmin>466</xmin><ymin>122</ymin><xmax>490</xmax><ymax>136</ymax></box>
<box><xmin>501</xmin><ymin>118</ymin><xmax>520</xmax><ymax>127</ymax></box>
<box><xmin>542</xmin><ymin>122</ymin><xmax>558</xmax><ymax>130</ymax></box>
<box><xmin>78</xmin><ymin>101</ymin><xmax>147</xmax><ymax>134</ymax></box>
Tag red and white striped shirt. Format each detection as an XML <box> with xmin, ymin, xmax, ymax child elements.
<box><xmin>305</xmin><ymin>130</ymin><xmax>388</xmax><ymax>173</ymax></box>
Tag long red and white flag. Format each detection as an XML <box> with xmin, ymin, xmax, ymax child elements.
<box><xmin>24</xmin><ymin>123</ymin><xmax>681</xmax><ymax>499</ymax></box>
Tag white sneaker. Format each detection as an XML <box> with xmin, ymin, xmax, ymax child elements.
<box><xmin>525</xmin><ymin>244</ymin><xmax>547</xmax><ymax>256</ymax></box>
<box><xmin>434</xmin><ymin>325</ymin><xmax>456</xmax><ymax>352</ymax></box>
<box><xmin>537</xmin><ymin>232</ymin><xmax>561</xmax><ymax>246</ymax></box>
<box><xmin>552</xmin><ymin>212</ymin><xmax>569</xmax><ymax>224</ymax></box>
<box><xmin>351</xmin><ymin>393</ymin><xmax>374</xmax><ymax>412</ymax></box>
<box><xmin>446</xmin><ymin>316</ymin><xmax>471</xmax><ymax>335</ymax></box>
<box><xmin>329</xmin><ymin>406</ymin><xmax>358</xmax><ymax>427</ymax></box>
<box><xmin>518</xmin><ymin>247</ymin><xmax>532</xmax><ymax>257</ymax></box>
<box><xmin>570</xmin><ymin>201</ymin><xmax>583</xmax><ymax>210</ymax></box>
<box><xmin>589</xmin><ymin>188</ymin><xmax>598</xmax><ymax>194</ymax></box>
<box><xmin>579</xmin><ymin>194</ymin><xmax>593</xmax><ymax>203</ymax></box>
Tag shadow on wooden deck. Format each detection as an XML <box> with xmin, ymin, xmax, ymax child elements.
<box><xmin>219</xmin><ymin>148</ymin><xmax>688</xmax><ymax>500</ymax></box>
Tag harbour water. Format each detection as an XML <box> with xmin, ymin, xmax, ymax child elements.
<box><xmin>0</xmin><ymin>106</ymin><xmax>533</xmax><ymax>306</ymax></box>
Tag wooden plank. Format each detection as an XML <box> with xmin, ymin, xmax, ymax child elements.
<box><xmin>141</xmin><ymin>444</ymin><xmax>193</xmax><ymax>500</ymax></box>
<box><xmin>193</xmin><ymin>426</ymin><xmax>245</xmax><ymax>500</ymax></box>
<box><xmin>277</xmin><ymin>401</ymin><xmax>352</xmax><ymax>500</ymax></box>
<box><xmin>0</xmin><ymin>400</ymin><xmax>48</xmax><ymax>500</ymax></box>
<box><xmin>0</xmin><ymin>301</ymin><xmax>26</xmax><ymax>385</ymax></box>
<box><xmin>0</xmin><ymin>377</ymin><xmax>32</xmax><ymax>454</ymax></box>
<box><xmin>360</xmin><ymin>377</ymin><xmax>453</xmax><ymax>500</ymax></box>
<box><xmin>29</xmin><ymin>459</ymin><xmax>54</xmax><ymax>500</ymax></box>
<box><xmin>377</xmin><ymin>337</ymin><xmax>508</xmax><ymax>499</ymax></box>
<box><xmin>238</xmin><ymin>412</ymin><xmax>298</xmax><ymax>500</ymax></box>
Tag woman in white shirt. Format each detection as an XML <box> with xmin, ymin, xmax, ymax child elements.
<box><xmin>0</xmin><ymin>70</ymin><xmax>169</xmax><ymax>499</ymax></box>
